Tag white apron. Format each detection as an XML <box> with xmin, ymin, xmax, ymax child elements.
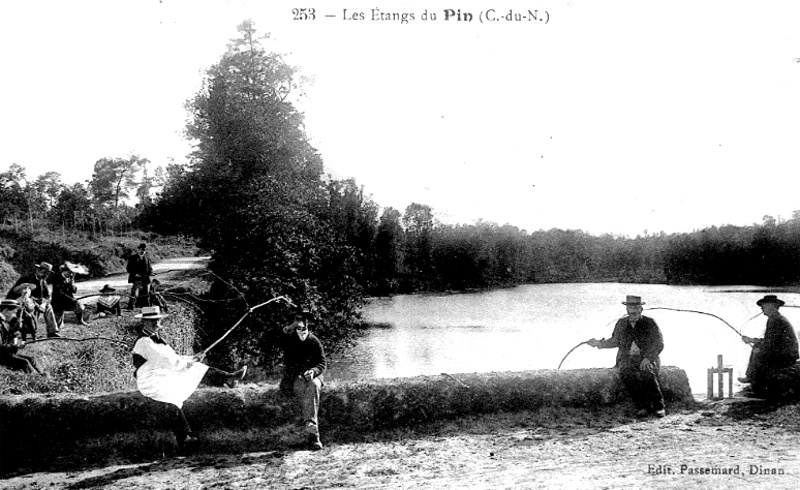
<box><xmin>132</xmin><ymin>337</ymin><xmax>209</xmax><ymax>408</ymax></box>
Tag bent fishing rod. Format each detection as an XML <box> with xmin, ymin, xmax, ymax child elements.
<box><xmin>557</xmin><ymin>306</ymin><xmax>750</xmax><ymax>369</ymax></box>
<box><xmin>24</xmin><ymin>295</ymin><xmax>296</xmax><ymax>353</ymax></box>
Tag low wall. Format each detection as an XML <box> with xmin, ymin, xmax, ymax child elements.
<box><xmin>0</xmin><ymin>367</ymin><xmax>694</xmax><ymax>474</ymax></box>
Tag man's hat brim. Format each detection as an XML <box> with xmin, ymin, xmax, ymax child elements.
<box><xmin>11</xmin><ymin>283</ymin><xmax>38</xmax><ymax>295</ymax></box>
<box><xmin>756</xmin><ymin>296</ymin><xmax>785</xmax><ymax>307</ymax></box>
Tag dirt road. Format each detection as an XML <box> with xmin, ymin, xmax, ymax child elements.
<box><xmin>74</xmin><ymin>256</ymin><xmax>210</xmax><ymax>300</ymax></box>
<box><xmin>4</xmin><ymin>404</ymin><xmax>798</xmax><ymax>490</ymax></box>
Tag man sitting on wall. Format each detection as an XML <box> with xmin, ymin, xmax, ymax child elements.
<box><xmin>587</xmin><ymin>295</ymin><xmax>666</xmax><ymax>418</ymax></box>
<box><xmin>739</xmin><ymin>295</ymin><xmax>799</xmax><ymax>400</ymax></box>
<box><xmin>279</xmin><ymin>309</ymin><xmax>327</xmax><ymax>450</ymax></box>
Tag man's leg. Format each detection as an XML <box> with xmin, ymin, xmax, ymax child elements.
<box><xmin>638</xmin><ymin>366</ymin><xmax>665</xmax><ymax>414</ymax></box>
<box><xmin>618</xmin><ymin>362</ymin><xmax>645</xmax><ymax>411</ymax></box>
<box><xmin>15</xmin><ymin>353</ymin><xmax>42</xmax><ymax>374</ymax></box>
<box><xmin>41</xmin><ymin>303</ymin><xmax>60</xmax><ymax>337</ymax></box>
<box><xmin>141</xmin><ymin>283</ymin><xmax>152</xmax><ymax>307</ymax></box>
<box><xmin>73</xmin><ymin>301</ymin><xmax>88</xmax><ymax>326</ymax></box>
<box><xmin>127</xmin><ymin>283</ymin><xmax>140</xmax><ymax>311</ymax></box>
<box><xmin>202</xmin><ymin>365</ymin><xmax>247</xmax><ymax>387</ymax></box>
<box><xmin>165</xmin><ymin>403</ymin><xmax>193</xmax><ymax>448</ymax></box>
<box><xmin>293</xmin><ymin>377</ymin><xmax>323</xmax><ymax>449</ymax></box>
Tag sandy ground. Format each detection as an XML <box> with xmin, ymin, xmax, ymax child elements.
<box><xmin>4</xmin><ymin>402</ymin><xmax>799</xmax><ymax>490</ymax></box>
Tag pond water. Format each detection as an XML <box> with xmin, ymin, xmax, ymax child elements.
<box><xmin>327</xmin><ymin>283</ymin><xmax>800</xmax><ymax>397</ymax></box>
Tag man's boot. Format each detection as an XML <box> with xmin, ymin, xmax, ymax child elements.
<box><xmin>224</xmin><ymin>366</ymin><xmax>248</xmax><ymax>388</ymax></box>
<box><xmin>76</xmin><ymin>310</ymin><xmax>90</xmax><ymax>326</ymax></box>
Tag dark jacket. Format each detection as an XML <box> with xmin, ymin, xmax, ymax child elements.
<box><xmin>279</xmin><ymin>331</ymin><xmax>327</xmax><ymax>394</ymax></box>
<box><xmin>755</xmin><ymin>313</ymin><xmax>799</xmax><ymax>372</ymax></box>
<box><xmin>0</xmin><ymin>315</ymin><xmax>21</xmax><ymax>357</ymax></box>
<box><xmin>51</xmin><ymin>273</ymin><xmax>78</xmax><ymax>310</ymax></box>
<box><xmin>7</xmin><ymin>274</ymin><xmax>51</xmax><ymax>302</ymax></box>
<box><xmin>126</xmin><ymin>252</ymin><xmax>153</xmax><ymax>284</ymax></box>
<box><xmin>599</xmin><ymin>315</ymin><xmax>664</xmax><ymax>368</ymax></box>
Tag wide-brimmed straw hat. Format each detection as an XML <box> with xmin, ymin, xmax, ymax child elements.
<box><xmin>135</xmin><ymin>306</ymin><xmax>168</xmax><ymax>320</ymax></box>
<box><xmin>622</xmin><ymin>295</ymin><xmax>645</xmax><ymax>306</ymax></box>
<box><xmin>10</xmin><ymin>283</ymin><xmax>38</xmax><ymax>295</ymax></box>
<box><xmin>99</xmin><ymin>284</ymin><xmax>116</xmax><ymax>293</ymax></box>
<box><xmin>756</xmin><ymin>295</ymin><xmax>785</xmax><ymax>307</ymax></box>
<box><xmin>34</xmin><ymin>262</ymin><xmax>53</xmax><ymax>272</ymax></box>
<box><xmin>61</xmin><ymin>261</ymin><xmax>89</xmax><ymax>275</ymax></box>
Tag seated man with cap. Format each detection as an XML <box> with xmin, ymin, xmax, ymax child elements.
<box><xmin>94</xmin><ymin>284</ymin><xmax>122</xmax><ymax>318</ymax></box>
<box><xmin>279</xmin><ymin>308</ymin><xmax>327</xmax><ymax>450</ymax></box>
<box><xmin>132</xmin><ymin>306</ymin><xmax>247</xmax><ymax>450</ymax></box>
<box><xmin>587</xmin><ymin>295</ymin><xmax>666</xmax><ymax>418</ymax></box>
<box><xmin>0</xmin><ymin>299</ymin><xmax>43</xmax><ymax>374</ymax></box>
<box><xmin>740</xmin><ymin>295</ymin><xmax>799</xmax><ymax>400</ymax></box>
<box><xmin>7</xmin><ymin>261</ymin><xmax>60</xmax><ymax>338</ymax></box>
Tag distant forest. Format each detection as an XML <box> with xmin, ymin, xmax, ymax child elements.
<box><xmin>3</xmin><ymin>159</ymin><xmax>798</xmax><ymax>294</ymax></box>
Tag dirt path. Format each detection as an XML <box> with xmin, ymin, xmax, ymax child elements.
<box><xmin>74</xmin><ymin>256</ymin><xmax>210</xmax><ymax>300</ymax></box>
<box><xmin>4</xmin><ymin>406</ymin><xmax>798</xmax><ymax>490</ymax></box>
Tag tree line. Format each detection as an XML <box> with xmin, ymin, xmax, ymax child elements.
<box><xmin>0</xmin><ymin>156</ymin><xmax>172</xmax><ymax>236</ymax></box>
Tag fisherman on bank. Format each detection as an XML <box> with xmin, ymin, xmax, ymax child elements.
<box><xmin>7</xmin><ymin>262</ymin><xmax>60</xmax><ymax>338</ymax></box>
<box><xmin>280</xmin><ymin>309</ymin><xmax>327</xmax><ymax>450</ymax></box>
<box><xmin>587</xmin><ymin>295</ymin><xmax>666</xmax><ymax>418</ymax></box>
<box><xmin>131</xmin><ymin>306</ymin><xmax>247</xmax><ymax>450</ymax></box>
<box><xmin>0</xmin><ymin>299</ymin><xmax>43</xmax><ymax>374</ymax></box>
<box><xmin>739</xmin><ymin>295</ymin><xmax>799</xmax><ymax>400</ymax></box>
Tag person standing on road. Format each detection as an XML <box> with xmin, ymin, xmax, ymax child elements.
<box><xmin>279</xmin><ymin>309</ymin><xmax>327</xmax><ymax>451</ymax></box>
<box><xmin>126</xmin><ymin>243</ymin><xmax>153</xmax><ymax>310</ymax></box>
<box><xmin>587</xmin><ymin>295</ymin><xmax>666</xmax><ymax>418</ymax></box>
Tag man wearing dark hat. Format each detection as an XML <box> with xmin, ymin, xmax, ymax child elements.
<box><xmin>0</xmin><ymin>299</ymin><xmax>43</xmax><ymax>374</ymax></box>
<box><xmin>6</xmin><ymin>262</ymin><xmax>60</xmax><ymax>338</ymax></box>
<box><xmin>739</xmin><ymin>295</ymin><xmax>799</xmax><ymax>399</ymax></box>
<box><xmin>126</xmin><ymin>243</ymin><xmax>153</xmax><ymax>310</ymax></box>
<box><xmin>587</xmin><ymin>295</ymin><xmax>666</xmax><ymax>418</ymax></box>
<box><xmin>280</xmin><ymin>309</ymin><xmax>327</xmax><ymax>450</ymax></box>
<box><xmin>51</xmin><ymin>263</ymin><xmax>90</xmax><ymax>327</ymax></box>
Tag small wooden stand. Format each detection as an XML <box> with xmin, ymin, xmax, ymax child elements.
<box><xmin>707</xmin><ymin>354</ymin><xmax>733</xmax><ymax>400</ymax></box>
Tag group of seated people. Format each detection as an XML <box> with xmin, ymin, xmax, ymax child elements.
<box><xmin>0</xmin><ymin>259</ymin><xmax>134</xmax><ymax>375</ymax></box>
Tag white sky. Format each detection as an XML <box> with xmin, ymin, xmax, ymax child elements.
<box><xmin>1</xmin><ymin>0</ymin><xmax>798</xmax><ymax>237</ymax></box>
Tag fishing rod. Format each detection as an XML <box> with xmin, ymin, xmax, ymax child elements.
<box><xmin>25</xmin><ymin>336</ymin><xmax>130</xmax><ymax>348</ymax></box>
<box><xmin>557</xmin><ymin>341</ymin><xmax>590</xmax><ymax>370</ymax></box>
<box><xmin>557</xmin><ymin>316</ymin><xmax>622</xmax><ymax>369</ymax></box>
<box><xmin>644</xmin><ymin>307</ymin><xmax>742</xmax><ymax>337</ymax></box>
<box><xmin>199</xmin><ymin>295</ymin><xmax>295</xmax><ymax>356</ymax></box>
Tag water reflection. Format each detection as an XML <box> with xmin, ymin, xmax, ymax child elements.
<box><xmin>327</xmin><ymin>284</ymin><xmax>800</xmax><ymax>396</ymax></box>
